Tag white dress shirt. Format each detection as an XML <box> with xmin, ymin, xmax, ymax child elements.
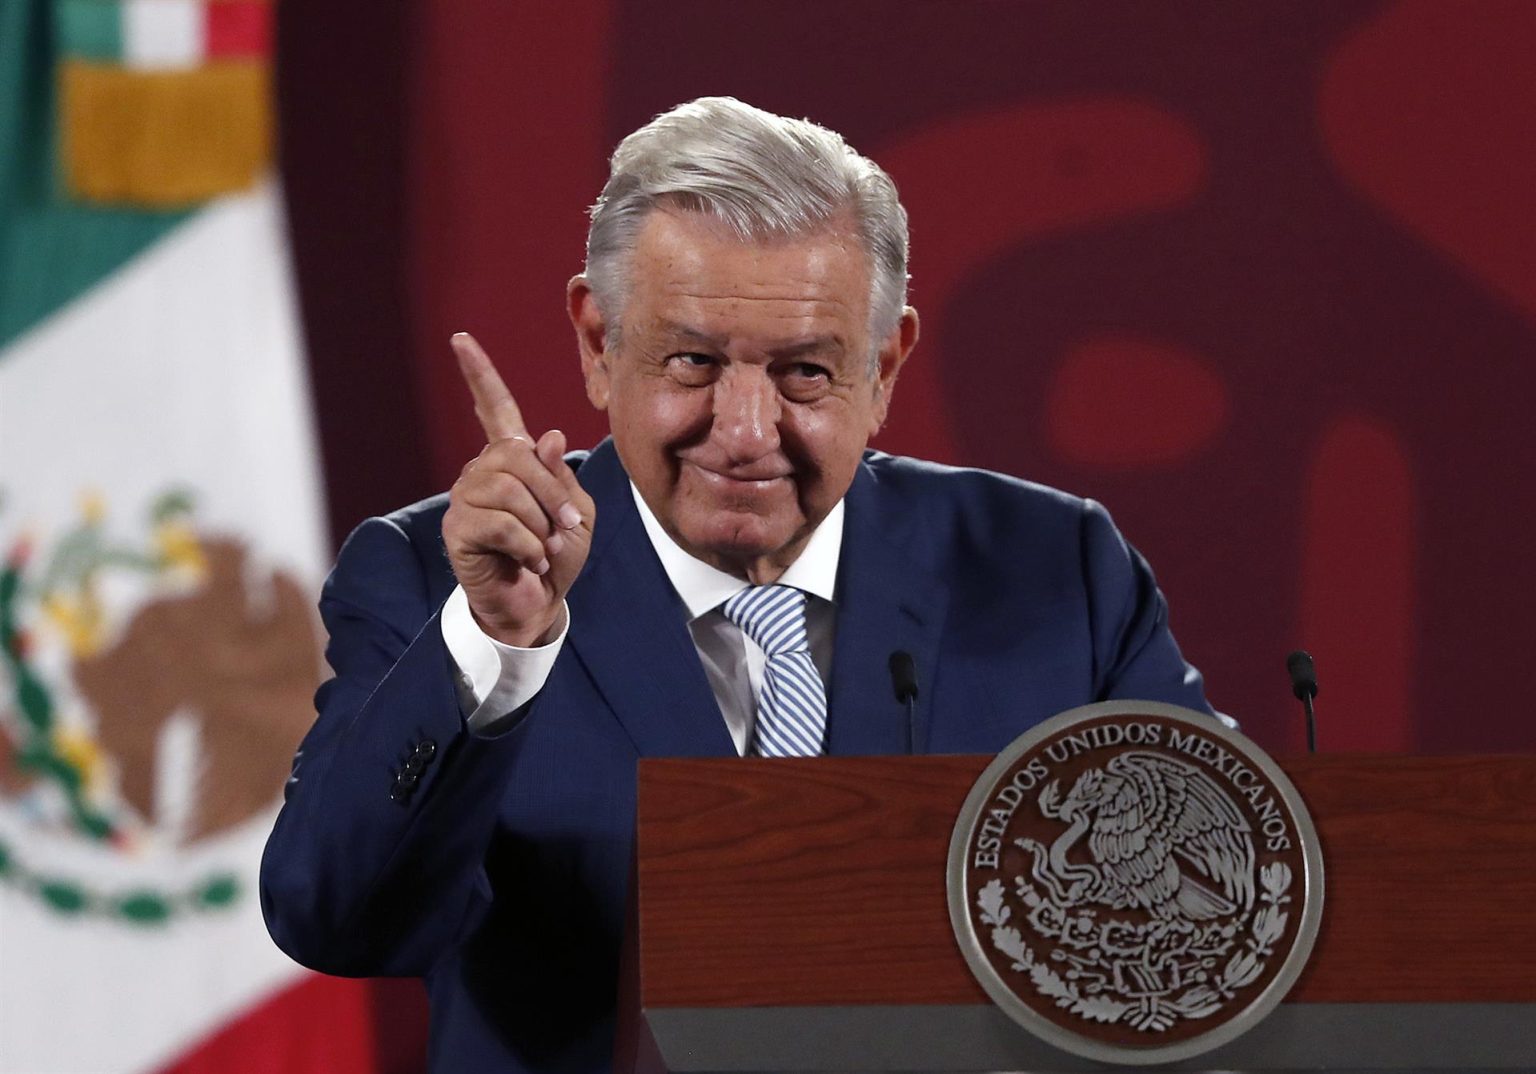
<box><xmin>441</xmin><ymin>485</ymin><xmax>843</xmax><ymax>753</ymax></box>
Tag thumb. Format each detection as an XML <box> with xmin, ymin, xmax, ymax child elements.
<box><xmin>536</xmin><ymin>428</ymin><xmax>568</xmax><ymax>470</ymax></box>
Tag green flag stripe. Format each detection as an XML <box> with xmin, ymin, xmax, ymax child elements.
<box><xmin>55</xmin><ymin>0</ymin><xmax>123</xmax><ymax>62</ymax></box>
<box><xmin>0</xmin><ymin>0</ymin><xmax>188</xmax><ymax>352</ymax></box>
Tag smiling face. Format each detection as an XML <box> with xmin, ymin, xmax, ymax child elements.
<box><xmin>569</xmin><ymin>208</ymin><xmax>918</xmax><ymax>582</ymax></box>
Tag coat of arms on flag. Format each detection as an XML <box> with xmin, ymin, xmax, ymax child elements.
<box><xmin>0</xmin><ymin>489</ymin><xmax>318</xmax><ymax>922</ymax></box>
<box><xmin>0</xmin><ymin>1</ymin><xmax>369</xmax><ymax>1070</ymax></box>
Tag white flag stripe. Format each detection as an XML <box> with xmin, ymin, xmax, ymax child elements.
<box><xmin>123</xmin><ymin>0</ymin><xmax>205</xmax><ymax>70</ymax></box>
<box><xmin>0</xmin><ymin>182</ymin><xmax>323</xmax><ymax>1074</ymax></box>
<box><xmin>0</xmin><ymin>183</ymin><xmax>326</xmax><ymax>583</ymax></box>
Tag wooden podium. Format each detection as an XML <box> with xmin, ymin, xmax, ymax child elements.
<box><xmin>621</xmin><ymin>754</ymin><xmax>1536</xmax><ymax>1073</ymax></box>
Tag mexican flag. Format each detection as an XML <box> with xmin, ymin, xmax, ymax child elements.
<box><xmin>1</xmin><ymin>2</ymin><xmax>373</xmax><ymax>1070</ymax></box>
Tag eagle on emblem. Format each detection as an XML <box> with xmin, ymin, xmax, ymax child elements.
<box><xmin>1017</xmin><ymin>751</ymin><xmax>1256</xmax><ymax>922</ymax></box>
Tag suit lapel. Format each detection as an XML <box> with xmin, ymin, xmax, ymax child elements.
<box><xmin>566</xmin><ymin>442</ymin><xmax>736</xmax><ymax>758</ymax></box>
<box><xmin>825</xmin><ymin>459</ymin><xmax>950</xmax><ymax>756</ymax></box>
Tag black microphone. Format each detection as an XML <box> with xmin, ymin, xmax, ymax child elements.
<box><xmin>1286</xmin><ymin>650</ymin><xmax>1318</xmax><ymax>753</ymax></box>
<box><xmin>889</xmin><ymin>651</ymin><xmax>919</xmax><ymax>754</ymax></box>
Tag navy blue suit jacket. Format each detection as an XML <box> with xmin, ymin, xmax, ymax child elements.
<box><xmin>261</xmin><ymin>439</ymin><xmax>1208</xmax><ymax>1074</ymax></box>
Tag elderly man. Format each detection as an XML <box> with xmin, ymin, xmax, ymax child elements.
<box><xmin>261</xmin><ymin>97</ymin><xmax>1208</xmax><ymax>1073</ymax></box>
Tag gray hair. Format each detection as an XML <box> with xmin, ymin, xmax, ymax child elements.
<box><xmin>584</xmin><ymin>97</ymin><xmax>909</xmax><ymax>359</ymax></box>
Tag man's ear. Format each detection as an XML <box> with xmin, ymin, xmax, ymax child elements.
<box><xmin>567</xmin><ymin>275</ymin><xmax>612</xmax><ymax>411</ymax></box>
<box><xmin>869</xmin><ymin>305</ymin><xmax>920</xmax><ymax>433</ymax></box>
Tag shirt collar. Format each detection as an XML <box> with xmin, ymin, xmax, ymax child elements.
<box><xmin>630</xmin><ymin>483</ymin><xmax>843</xmax><ymax>620</ymax></box>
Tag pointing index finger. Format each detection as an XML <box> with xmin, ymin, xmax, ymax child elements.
<box><xmin>452</xmin><ymin>332</ymin><xmax>528</xmax><ymax>442</ymax></box>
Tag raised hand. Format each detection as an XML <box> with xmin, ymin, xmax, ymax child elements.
<box><xmin>442</xmin><ymin>333</ymin><xmax>595</xmax><ymax>646</ymax></box>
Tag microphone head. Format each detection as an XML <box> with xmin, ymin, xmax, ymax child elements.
<box><xmin>888</xmin><ymin>651</ymin><xmax>919</xmax><ymax>703</ymax></box>
<box><xmin>1286</xmin><ymin>649</ymin><xmax>1318</xmax><ymax>701</ymax></box>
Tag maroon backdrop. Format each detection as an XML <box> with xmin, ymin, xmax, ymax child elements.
<box><xmin>285</xmin><ymin>0</ymin><xmax>1536</xmax><ymax>758</ymax></box>
<box><xmin>276</xmin><ymin>1</ymin><xmax>1536</xmax><ymax>1066</ymax></box>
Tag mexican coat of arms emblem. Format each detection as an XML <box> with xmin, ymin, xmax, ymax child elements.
<box><xmin>948</xmin><ymin>701</ymin><xmax>1324</xmax><ymax>1065</ymax></box>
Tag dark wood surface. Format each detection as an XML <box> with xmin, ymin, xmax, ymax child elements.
<box><xmin>635</xmin><ymin>754</ymin><xmax>1536</xmax><ymax>1007</ymax></box>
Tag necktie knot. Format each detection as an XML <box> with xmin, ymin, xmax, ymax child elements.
<box><xmin>722</xmin><ymin>584</ymin><xmax>827</xmax><ymax>758</ymax></box>
<box><xmin>722</xmin><ymin>585</ymin><xmax>810</xmax><ymax>658</ymax></box>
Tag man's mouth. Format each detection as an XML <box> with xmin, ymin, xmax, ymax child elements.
<box><xmin>682</xmin><ymin>460</ymin><xmax>793</xmax><ymax>491</ymax></box>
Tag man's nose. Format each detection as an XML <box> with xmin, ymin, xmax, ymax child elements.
<box><xmin>713</xmin><ymin>367</ymin><xmax>781</xmax><ymax>462</ymax></box>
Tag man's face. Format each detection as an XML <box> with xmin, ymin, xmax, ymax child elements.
<box><xmin>570</xmin><ymin>208</ymin><xmax>917</xmax><ymax>582</ymax></box>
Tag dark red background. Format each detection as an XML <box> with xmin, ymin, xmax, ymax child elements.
<box><xmin>268</xmin><ymin>3</ymin><xmax>1536</xmax><ymax>1068</ymax></box>
<box><xmin>279</xmin><ymin>0</ymin><xmax>1536</xmax><ymax>759</ymax></box>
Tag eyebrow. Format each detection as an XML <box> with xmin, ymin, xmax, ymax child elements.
<box><xmin>656</xmin><ymin>320</ymin><xmax>846</xmax><ymax>359</ymax></box>
<box><xmin>657</xmin><ymin>321</ymin><xmax>726</xmax><ymax>348</ymax></box>
<box><xmin>770</xmin><ymin>336</ymin><xmax>845</xmax><ymax>361</ymax></box>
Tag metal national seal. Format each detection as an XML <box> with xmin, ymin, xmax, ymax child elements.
<box><xmin>947</xmin><ymin>701</ymin><xmax>1324</xmax><ymax>1065</ymax></box>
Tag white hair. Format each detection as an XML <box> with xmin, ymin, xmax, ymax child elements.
<box><xmin>584</xmin><ymin>97</ymin><xmax>909</xmax><ymax>362</ymax></box>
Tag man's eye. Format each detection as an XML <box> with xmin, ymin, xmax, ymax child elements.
<box><xmin>779</xmin><ymin>363</ymin><xmax>832</xmax><ymax>401</ymax></box>
<box><xmin>667</xmin><ymin>353</ymin><xmax>717</xmax><ymax>383</ymax></box>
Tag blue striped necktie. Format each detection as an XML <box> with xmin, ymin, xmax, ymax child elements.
<box><xmin>722</xmin><ymin>585</ymin><xmax>827</xmax><ymax>757</ymax></box>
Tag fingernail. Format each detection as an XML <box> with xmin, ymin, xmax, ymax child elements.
<box><xmin>558</xmin><ymin>503</ymin><xmax>582</xmax><ymax>529</ymax></box>
<box><xmin>546</xmin><ymin>532</ymin><xmax>564</xmax><ymax>555</ymax></box>
<box><xmin>533</xmin><ymin>557</ymin><xmax>550</xmax><ymax>575</ymax></box>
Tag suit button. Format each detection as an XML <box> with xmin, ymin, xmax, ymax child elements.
<box><xmin>389</xmin><ymin>783</ymin><xmax>411</xmax><ymax>804</ymax></box>
<box><xmin>404</xmin><ymin>754</ymin><xmax>426</xmax><ymax>776</ymax></box>
<box><xmin>414</xmin><ymin>740</ymin><xmax>437</xmax><ymax>761</ymax></box>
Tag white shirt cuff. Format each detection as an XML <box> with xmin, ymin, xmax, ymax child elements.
<box><xmin>439</xmin><ymin>585</ymin><xmax>569</xmax><ymax>733</ymax></box>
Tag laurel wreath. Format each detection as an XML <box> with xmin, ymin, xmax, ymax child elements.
<box><xmin>0</xmin><ymin>837</ymin><xmax>239</xmax><ymax>923</ymax></box>
<box><xmin>0</xmin><ymin>491</ymin><xmax>242</xmax><ymax>924</ymax></box>
<box><xmin>2</xmin><ymin>543</ymin><xmax>114</xmax><ymax>842</ymax></box>
<box><xmin>976</xmin><ymin>861</ymin><xmax>1292</xmax><ymax>1031</ymax></box>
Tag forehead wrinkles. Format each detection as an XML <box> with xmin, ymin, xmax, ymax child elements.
<box><xmin>644</xmin><ymin>302</ymin><xmax>853</xmax><ymax>363</ymax></box>
<box><xmin>638</xmin><ymin>213</ymin><xmax>868</xmax><ymax>300</ymax></box>
<box><xmin>641</xmin><ymin>289</ymin><xmax>863</xmax><ymax>359</ymax></box>
<box><xmin>662</xmin><ymin>289</ymin><xmax>854</xmax><ymax>326</ymax></box>
<box><xmin>656</xmin><ymin>256</ymin><xmax>862</xmax><ymax>302</ymax></box>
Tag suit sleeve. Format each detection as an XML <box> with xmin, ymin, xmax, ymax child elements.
<box><xmin>1079</xmin><ymin>498</ymin><xmax>1213</xmax><ymax>713</ymax></box>
<box><xmin>260</xmin><ymin>514</ymin><xmax>525</xmax><ymax>977</ymax></box>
